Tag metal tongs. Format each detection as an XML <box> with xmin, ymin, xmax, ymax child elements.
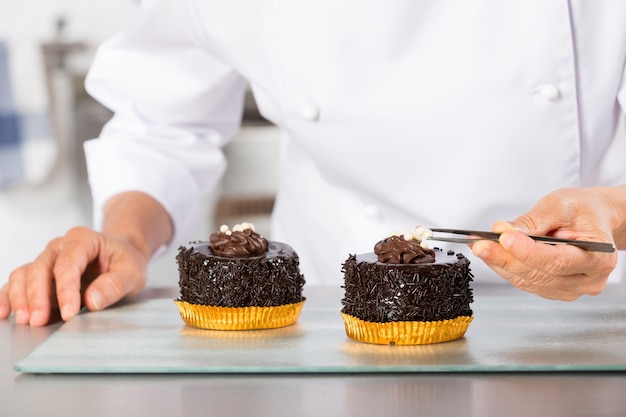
<box><xmin>428</xmin><ymin>228</ymin><xmax>616</xmax><ymax>253</ymax></box>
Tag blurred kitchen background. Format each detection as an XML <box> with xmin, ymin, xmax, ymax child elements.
<box><xmin>0</xmin><ymin>1</ymin><xmax>280</xmax><ymax>287</ymax></box>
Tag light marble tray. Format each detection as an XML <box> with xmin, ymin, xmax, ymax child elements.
<box><xmin>14</xmin><ymin>287</ymin><xmax>626</xmax><ymax>373</ymax></box>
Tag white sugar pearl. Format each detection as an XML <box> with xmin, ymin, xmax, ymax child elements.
<box><xmin>220</xmin><ymin>224</ymin><xmax>230</xmax><ymax>233</ymax></box>
<box><xmin>233</xmin><ymin>224</ymin><xmax>244</xmax><ymax>232</ymax></box>
<box><xmin>403</xmin><ymin>231</ymin><xmax>413</xmax><ymax>241</ymax></box>
<box><xmin>420</xmin><ymin>240</ymin><xmax>429</xmax><ymax>249</ymax></box>
<box><xmin>225</xmin><ymin>230</ymin><xmax>232</xmax><ymax>236</ymax></box>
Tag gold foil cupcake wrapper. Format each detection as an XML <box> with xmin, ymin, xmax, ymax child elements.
<box><xmin>174</xmin><ymin>299</ymin><xmax>305</xmax><ymax>330</ymax></box>
<box><xmin>341</xmin><ymin>312</ymin><xmax>473</xmax><ymax>345</ymax></box>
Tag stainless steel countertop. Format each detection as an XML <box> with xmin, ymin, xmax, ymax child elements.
<box><xmin>3</xmin><ymin>284</ymin><xmax>626</xmax><ymax>417</ymax></box>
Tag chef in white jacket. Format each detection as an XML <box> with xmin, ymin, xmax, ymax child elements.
<box><xmin>2</xmin><ymin>0</ymin><xmax>626</xmax><ymax>326</ymax></box>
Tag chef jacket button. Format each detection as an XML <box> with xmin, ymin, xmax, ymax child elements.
<box><xmin>364</xmin><ymin>204</ymin><xmax>381</xmax><ymax>220</ymax></box>
<box><xmin>536</xmin><ymin>84</ymin><xmax>560</xmax><ymax>101</ymax></box>
<box><xmin>299</xmin><ymin>102</ymin><xmax>320</xmax><ymax>121</ymax></box>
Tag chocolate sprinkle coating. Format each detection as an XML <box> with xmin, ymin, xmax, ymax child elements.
<box><xmin>341</xmin><ymin>251</ymin><xmax>473</xmax><ymax>323</ymax></box>
<box><xmin>176</xmin><ymin>241</ymin><xmax>305</xmax><ymax>307</ymax></box>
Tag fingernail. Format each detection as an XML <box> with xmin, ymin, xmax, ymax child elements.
<box><xmin>90</xmin><ymin>291</ymin><xmax>103</xmax><ymax>310</ymax></box>
<box><xmin>61</xmin><ymin>305</ymin><xmax>74</xmax><ymax>321</ymax></box>
<box><xmin>493</xmin><ymin>221</ymin><xmax>514</xmax><ymax>233</ymax></box>
<box><xmin>29</xmin><ymin>310</ymin><xmax>42</xmax><ymax>326</ymax></box>
<box><xmin>472</xmin><ymin>241</ymin><xmax>488</xmax><ymax>258</ymax></box>
<box><xmin>15</xmin><ymin>310</ymin><xmax>29</xmax><ymax>324</ymax></box>
<box><xmin>500</xmin><ymin>233</ymin><xmax>514</xmax><ymax>249</ymax></box>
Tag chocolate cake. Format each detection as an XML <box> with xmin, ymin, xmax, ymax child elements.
<box><xmin>175</xmin><ymin>223</ymin><xmax>306</xmax><ymax>330</ymax></box>
<box><xmin>341</xmin><ymin>227</ymin><xmax>474</xmax><ymax>345</ymax></box>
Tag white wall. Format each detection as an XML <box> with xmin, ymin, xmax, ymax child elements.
<box><xmin>0</xmin><ymin>1</ymin><xmax>140</xmax><ymax>286</ymax></box>
<box><xmin>0</xmin><ymin>0</ymin><xmax>140</xmax><ymax>43</ymax></box>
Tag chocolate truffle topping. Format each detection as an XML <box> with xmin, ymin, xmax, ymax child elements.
<box><xmin>374</xmin><ymin>235</ymin><xmax>436</xmax><ymax>264</ymax></box>
<box><xmin>209</xmin><ymin>227</ymin><xmax>269</xmax><ymax>257</ymax></box>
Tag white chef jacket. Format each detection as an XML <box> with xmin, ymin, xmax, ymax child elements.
<box><xmin>83</xmin><ymin>0</ymin><xmax>626</xmax><ymax>286</ymax></box>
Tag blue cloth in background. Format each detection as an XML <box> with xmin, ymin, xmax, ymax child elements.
<box><xmin>0</xmin><ymin>41</ymin><xmax>25</xmax><ymax>187</ymax></box>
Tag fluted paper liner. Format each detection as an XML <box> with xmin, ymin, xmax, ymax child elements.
<box><xmin>341</xmin><ymin>312</ymin><xmax>473</xmax><ymax>345</ymax></box>
<box><xmin>174</xmin><ymin>299</ymin><xmax>305</xmax><ymax>330</ymax></box>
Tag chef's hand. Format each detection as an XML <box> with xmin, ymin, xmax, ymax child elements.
<box><xmin>0</xmin><ymin>227</ymin><xmax>150</xmax><ymax>326</ymax></box>
<box><xmin>0</xmin><ymin>192</ymin><xmax>172</xmax><ymax>326</ymax></box>
<box><xmin>472</xmin><ymin>186</ymin><xmax>626</xmax><ymax>301</ymax></box>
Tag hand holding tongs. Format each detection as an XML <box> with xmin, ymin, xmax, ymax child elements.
<box><xmin>428</xmin><ymin>228</ymin><xmax>616</xmax><ymax>253</ymax></box>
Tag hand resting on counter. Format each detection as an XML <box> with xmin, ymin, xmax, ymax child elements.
<box><xmin>0</xmin><ymin>192</ymin><xmax>171</xmax><ymax>326</ymax></box>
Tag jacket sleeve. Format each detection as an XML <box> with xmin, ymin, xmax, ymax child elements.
<box><xmin>83</xmin><ymin>0</ymin><xmax>247</xmax><ymax>253</ymax></box>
